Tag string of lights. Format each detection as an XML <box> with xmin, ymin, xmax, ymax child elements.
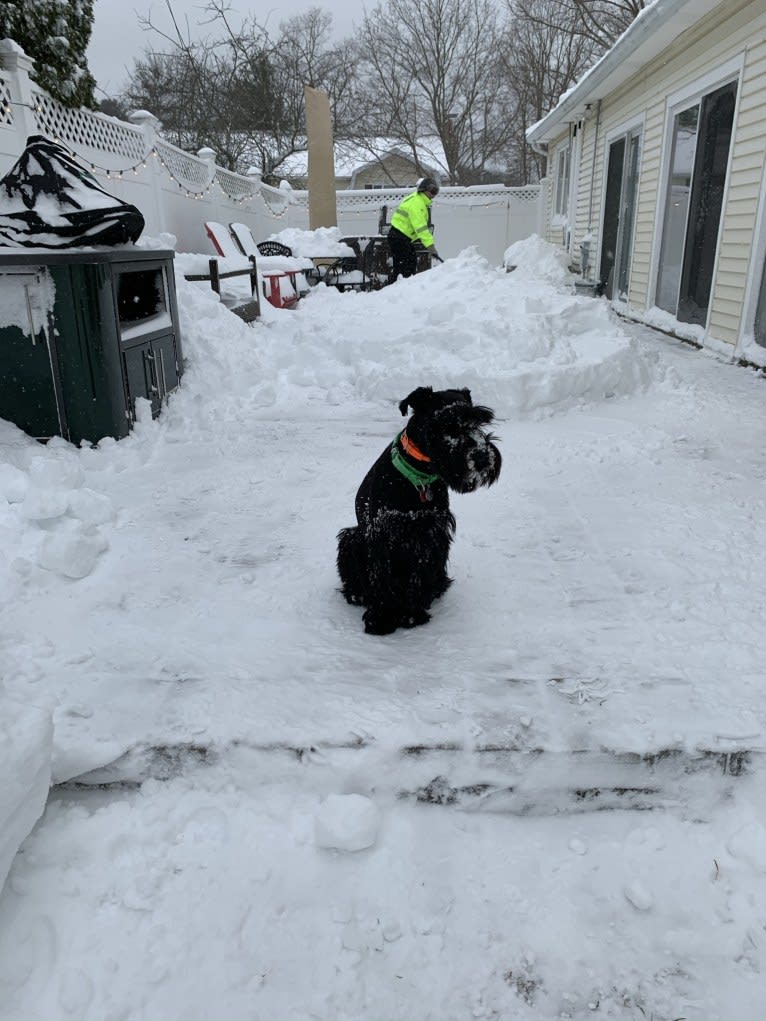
<box><xmin>28</xmin><ymin>126</ymin><xmax>270</xmax><ymax>204</ymax></box>
<box><xmin>0</xmin><ymin>94</ymin><xmax>263</xmax><ymax>204</ymax></box>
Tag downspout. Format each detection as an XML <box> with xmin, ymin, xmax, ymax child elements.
<box><xmin>581</xmin><ymin>99</ymin><xmax>602</xmax><ymax>279</ymax></box>
<box><xmin>586</xmin><ymin>99</ymin><xmax>602</xmax><ymax>232</ymax></box>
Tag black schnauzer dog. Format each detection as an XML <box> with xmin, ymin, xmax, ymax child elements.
<box><xmin>337</xmin><ymin>386</ymin><xmax>501</xmax><ymax>634</ymax></box>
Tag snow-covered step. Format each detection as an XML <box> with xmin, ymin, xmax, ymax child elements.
<box><xmin>57</xmin><ymin>740</ymin><xmax>755</xmax><ymax>817</ymax></box>
<box><xmin>404</xmin><ymin>774</ymin><xmax>666</xmax><ymax>815</ymax></box>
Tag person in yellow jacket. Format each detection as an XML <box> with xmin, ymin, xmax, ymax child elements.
<box><xmin>387</xmin><ymin>177</ymin><xmax>443</xmax><ymax>281</ymax></box>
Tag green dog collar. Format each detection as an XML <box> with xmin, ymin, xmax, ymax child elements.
<box><xmin>391</xmin><ymin>432</ymin><xmax>439</xmax><ymax>490</ymax></box>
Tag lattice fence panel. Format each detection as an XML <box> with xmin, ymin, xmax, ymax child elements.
<box><xmin>0</xmin><ymin>76</ymin><xmax>14</xmax><ymax>127</ymax></box>
<box><xmin>333</xmin><ymin>186</ymin><xmax>541</xmax><ymax>214</ymax></box>
<box><xmin>336</xmin><ymin>189</ymin><xmax>406</xmax><ymax>211</ymax></box>
<box><xmin>214</xmin><ymin>167</ymin><xmax>258</xmax><ymax>201</ymax></box>
<box><xmin>505</xmin><ymin>187</ymin><xmax>542</xmax><ymax>203</ymax></box>
<box><xmin>155</xmin><ymin>139</ymin><xmax>211</xmax><ymax>189</ymax></box>
<box><xmin>31</xmin><ymin>92</ymin><xmax>147</xmax><ymax>163</ymax></box>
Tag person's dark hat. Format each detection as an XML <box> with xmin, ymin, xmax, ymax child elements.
<box><xmin>417</xmin><ymin>177</ymin><xmax>440</xmax><ymax>197</ymax></box>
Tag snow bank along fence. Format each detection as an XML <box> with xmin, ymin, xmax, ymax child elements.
<box><xmin>0</xmin><ymin>43</ymin><xmax>542</xmax><ymax>264</ymax></box>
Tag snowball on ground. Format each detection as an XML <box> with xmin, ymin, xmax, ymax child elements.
<box><xmin>314</xmin><ymin>794</ymin><xmax>380</xmax><ymax>852</ymax></box>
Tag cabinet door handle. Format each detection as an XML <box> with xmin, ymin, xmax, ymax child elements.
<box><xmin>158</xmin><ymin>349</ymin><xmax>168</xmax><ymax>399</ymax></box>
<box><xmin>23</xmin><ymin>284</ymin><xmax>37</xmax><ymax>345</ymax></box>
<box><xmin>144</xmin><ymin>350</ymin><xmax>160</xmax><ymax>394</ymax></box>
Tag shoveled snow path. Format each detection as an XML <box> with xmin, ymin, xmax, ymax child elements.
<box><xmin>4</xmin><ymin>325</ymin><xmax>765</xmax><ymax>782</ymax></box>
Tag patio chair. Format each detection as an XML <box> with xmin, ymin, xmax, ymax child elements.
<box><xmin>249</xmin><ymin>233</ymin><xmax>312</xmax><ymax>299</ymax></box>
<box><xmin>256</xmin><ymin>240</ymin><xmax>293</xmax><ymax>257</ymax></box>
<box><xmin>361</xmin><ymin>235</ymin><xmax>393</xmax><ymax>290</ymax></box>
<box><xmin>204</xmin><ymin>221</ymin><xmax>241</xmax><ymax>259</ymax></box>
<box><xmin>228</xmin><ymin>221</ymin><xmax>258</xmax><ymax>257</ymax></box>
<box><xmin>324</xmin><ymin>255</ymin><xmax>365</xmax><ymax>291</ymax></box>
<box><xmin>184</xmin><ymin>256</ymin><xmax>261</xmax><ymax>324</ymax></box>
<box><xmin>321</xmin><ymin>237</ymin><xmax>365</xmax><ymax>292</ymax></box>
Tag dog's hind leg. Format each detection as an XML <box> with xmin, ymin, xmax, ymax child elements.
<box><xmin>362</xmin><ymin>601</ymin><xmax>430</xmax><ymax>635</ymax></box>
<box><xmin>337</xmin><ymin>526</ymin><xmax>368</xmax><ymax>606</ymax></box>
<box><xmin>359</xmin><ymin>515</ymin><xmax>444</xmax><ymax>634</ymax></box>
<box><xmin>362</xmin><ymin>606</ymin><xmax>404</xmax><ymax>635</ymax></box>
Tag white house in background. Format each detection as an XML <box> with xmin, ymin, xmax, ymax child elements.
<box><xmin>273</xmin><ymin>138</ymin><xmax>446</xmax><ymax>191</ymax></box>
<box><xmin>526</xmin><ymin>0</ymin><xmax>766</xmax><ymax>367</ymax></box>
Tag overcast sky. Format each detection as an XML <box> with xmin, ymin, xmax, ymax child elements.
<box><xmin>87</xmin><ymin>0</ymin><xmax>362</xmax><ymax>97</ymax></box>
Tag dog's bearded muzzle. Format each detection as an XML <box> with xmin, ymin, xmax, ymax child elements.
<box><xmin>449</xmin><ymin>436</ymin><xmax>502</xmax><ymax>493</ymax></box>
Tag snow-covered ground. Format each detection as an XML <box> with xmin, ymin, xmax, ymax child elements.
<box><xmin>1</xmin><ymin>237</ymin><xmax>766</xmax><ymax>1020</ymax></box>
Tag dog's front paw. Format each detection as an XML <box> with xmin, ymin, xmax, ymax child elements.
<box><xmin>363</xmin><ymin>608</ymin><xmax>399</xmax><ymax>635</ymax></box>
<box><xmin>401</xmin><ymin>608</ymin><xmax>431</xmax><ymax>628</ymax></box>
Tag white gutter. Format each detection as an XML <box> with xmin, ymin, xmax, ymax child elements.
<box><xmin>526</xmin><ymin>0</ymin><xmax>724</xmax><ymax>144</ymax></box>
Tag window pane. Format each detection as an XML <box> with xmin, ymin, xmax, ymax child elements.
<box><xmin>616</xmin><ymin>133</ymin><xmax>641</xmax><ymax>300</ymax></box>
<box><xmin>656</xmin><ymin>105</ymin><xmax>699</xmax><ymax>312</ymax></box>
<box><xmin>562</xmin><ymin>147</ymin><xmax>570</xmax><ymax>215</ymax></box>
<box><xmin>555</xmin><ymin>147</ymin><xmax>570</xmax><ymax>216</ymax></box>
<box><xmin>677</xmin><ymin>80</ymin><xmax>737</xmax><ymax>325</ymax></box>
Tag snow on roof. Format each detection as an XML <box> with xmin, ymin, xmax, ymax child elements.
<box><xmin>526</xmin><ymin>0</ymin><xmax>725</xmax><ymax>144</ymax></box>
<box><xmin>274</xmin><ymin>137</ymin><xmax>447</xmax><ymax>180</ymax></box>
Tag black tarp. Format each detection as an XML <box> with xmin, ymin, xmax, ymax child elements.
<box><xmin>0</xmin><ymin>135</ymin><xmax>144</xmax><ymax>248</ymax></box>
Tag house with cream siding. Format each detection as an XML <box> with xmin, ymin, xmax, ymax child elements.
<box><xmin>526</xmin><ymin>0</ymin><xmax>766</xmax><ymax>367</ymax></box>
<box><xmin>273</xmin><ymin>139</ymin><xmax>446</xmax><ymax>191</ymax></box>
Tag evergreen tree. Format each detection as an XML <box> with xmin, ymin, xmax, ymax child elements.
<box><xmin>0</xmin><ymin>0</ymin><xmax>96</xmax><ymax>108</ymax></box>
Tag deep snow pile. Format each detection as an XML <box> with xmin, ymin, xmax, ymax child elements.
<box><xmin>266</xmin><ymin>225</ymin><xmax>356</xmax><ymax>257</ymax></box>
<box><xmin>504</xmin><ymin>232</ymin><xmax>573</xmax><ymax>282</ymax></box>
<box><xmin>178</xmin><ymin>243</ymin><xmax>663</xmax><ymax>419</ymax></box>
<box><xmin>2</xmin><ymin>235</ymin><xmax>765</xmax><ymax>1021</ymax></box>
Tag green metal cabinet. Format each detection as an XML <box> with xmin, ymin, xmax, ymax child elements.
<box><xmin>0</xmin><ymin>249</ymin><xmax>183</xmax><ymax>445</ymax></box>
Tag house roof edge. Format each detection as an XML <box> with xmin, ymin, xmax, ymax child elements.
<box><xmin>526</xmin><ymin>0</ymin><xmax>724</xmax><ymax>144</ymax></box>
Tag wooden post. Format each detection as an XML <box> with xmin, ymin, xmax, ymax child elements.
<box><xmin>304</xmin><ymin>86</ymin><xmax>337</xmax><ymax>229</ymax></box>
<box><xmin>208</xmin><ymin>259</ymin><xmax>220</xmax><ymax>294</ymax></box>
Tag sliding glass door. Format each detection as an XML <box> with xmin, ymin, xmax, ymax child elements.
<box><xmin>599</xmin><ymin>129</ymin><xmax>641</xmax><ymax>301</ymax></box>
<box><xmin>754</xmin><ymin>256</ymin><xmax>766</xmax><ymax>348</ymax></box>
<box><xmin>656</xmin><ymin>80</ymin><xmax>737</xmax><ymax>325</ymax></box>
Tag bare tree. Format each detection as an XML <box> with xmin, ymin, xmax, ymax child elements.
<box><xmin>120</xmin><ymin>1</ymin><xmax>276</xmax><ymax>170</ymax></box>
<box><xmin>253</xmin><ymin>9</ymin><xmax>363</xmax><ymax>180</ymax></box>
<box><xmin>501</xmin><ymin>0</ymin><xmax>601</xmax><ymax>182</ymax></box>
<box><xmin>358</xmin><ymin>0</ymin><xmax>515</xmax><ymax>185</ymax></box>
<box><xmin>121</xmin><ymin>2</ymin><xmax>360</xmax><ymax>178</ymax></box>
<box><xmin>510</xmin><ymin>0</ymin><xmax>646</xmax><ymax>54</ymax></box>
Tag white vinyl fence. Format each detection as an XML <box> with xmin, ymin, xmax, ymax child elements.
<box><xmin>0</xmin><ymin>42</ymin><xmax>542</xmax><ymax>264</ymax></box>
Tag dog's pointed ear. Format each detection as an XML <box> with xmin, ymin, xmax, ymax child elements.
<box><xmin>399</xmin><ymin>387</ymin><xmax>434</xmax><ymax>416</ymax></box>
